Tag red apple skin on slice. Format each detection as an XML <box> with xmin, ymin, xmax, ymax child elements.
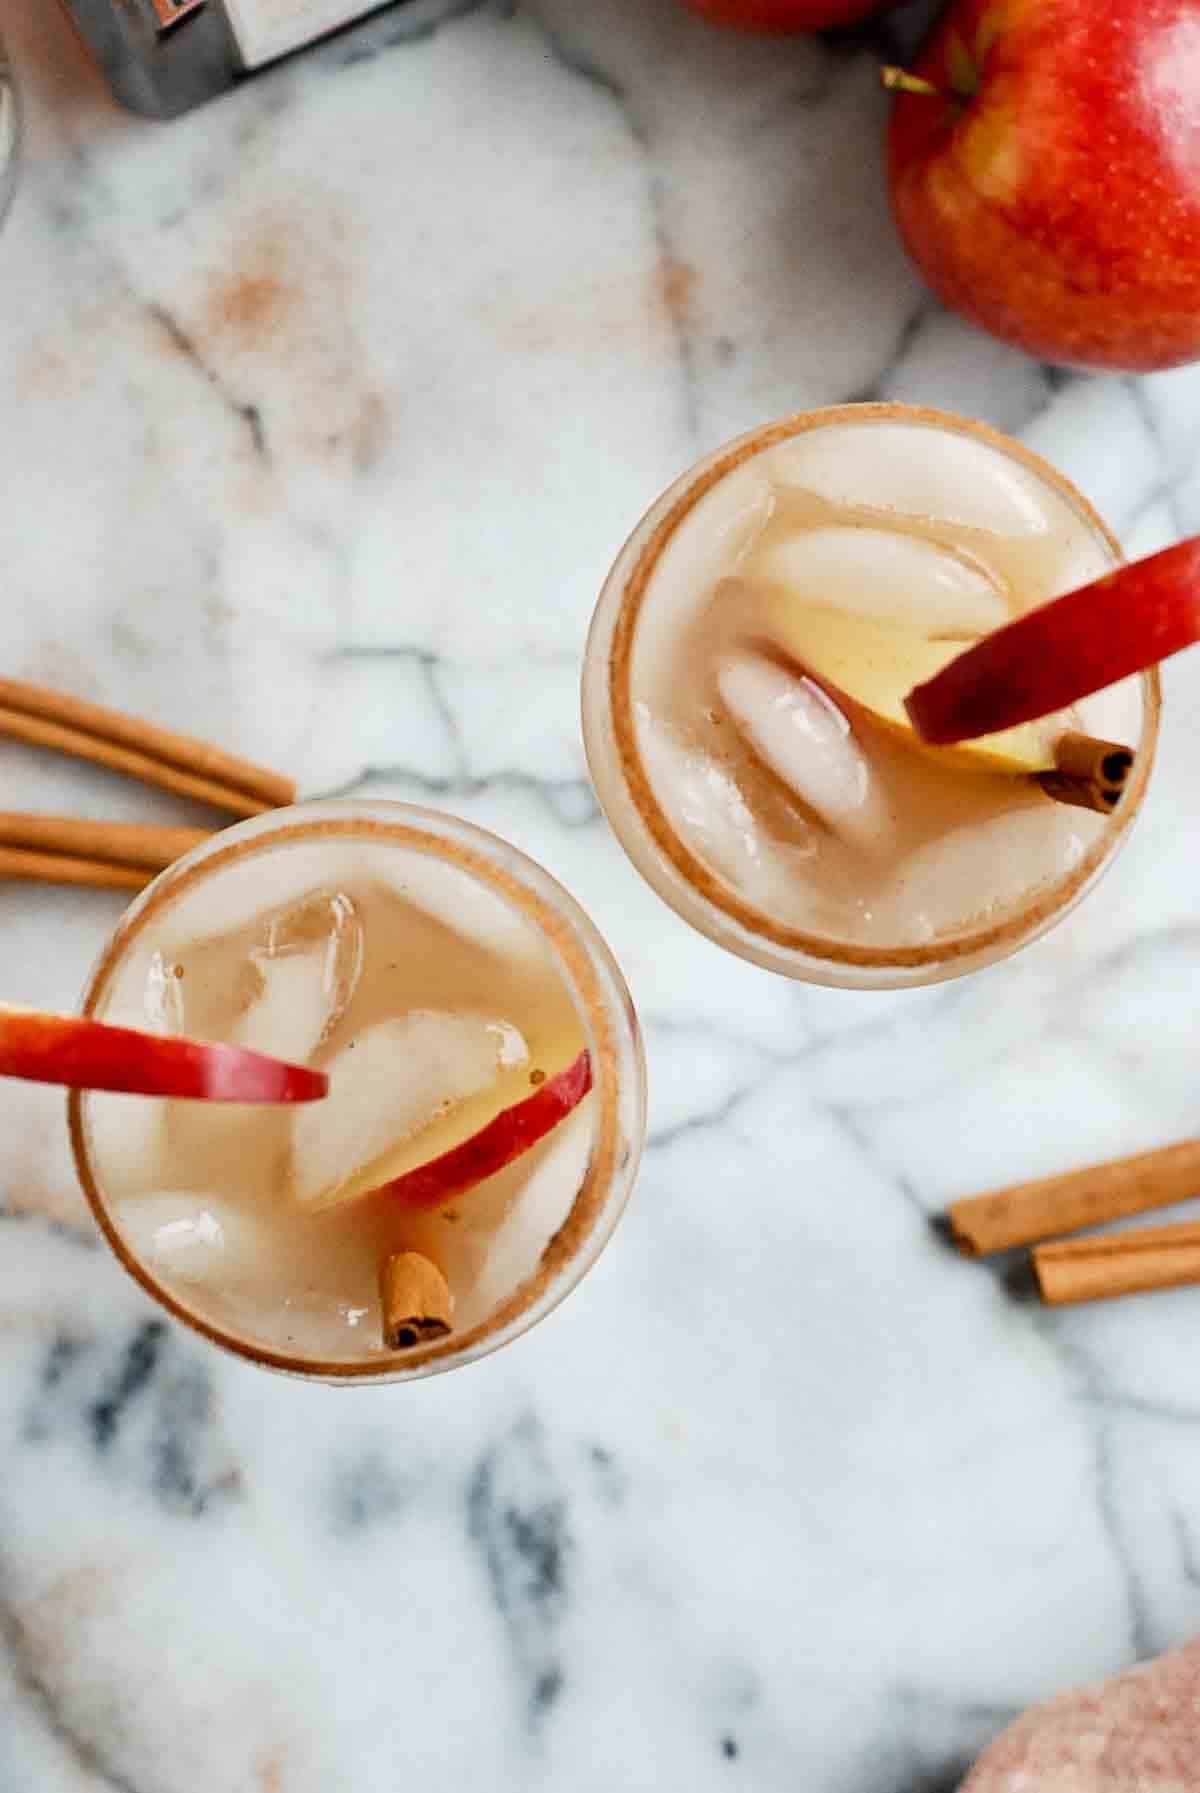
<box><xmin>905</xmin><ymin>539</ymin><xmax>1200</xmax><ymax>745</ymax></box>
<box><xmin>378</xmin><ymin>1050</ymin><xmax>592</xmax><ymax>1212</ymax></box>
<box><xmin>0</xmin><ymin>1006</ymin><xmax>328</xmax><ymax>1103</ymax></box>
<box><xmin>684</xmin><ymin>0</ymin><xmax>887</xmax><ymax>31</ymax></box>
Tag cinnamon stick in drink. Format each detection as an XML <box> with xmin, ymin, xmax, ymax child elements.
<box><xmin>1036</xmin><ymin>732</ymin><xmax>1135</xmax><ymax>815</ymax></box>
<box><xmin>948</xmin><ymin>1138</ymin><xmax>1200</xmax><ymax>1257</ymax></box>
<box><xmin>1034</xmin><ymin>1221</ymin><xmax>1200</xmax><ymax>1306</ymax></box>
<box><xmin>379</xmin><ymin>1252</ymin><xmax>454</xmax><ymax>1349</ymax></box>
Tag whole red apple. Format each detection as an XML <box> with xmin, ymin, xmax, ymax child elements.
<box><xmin>886</xmin><ymin>0</ymin><xmax>1200</xmax><ymax>369</ymax></box>
<box><xmin>684</xmin><ymin>0</ymin><xmax>888</xmax><ymax>31</ymax></box>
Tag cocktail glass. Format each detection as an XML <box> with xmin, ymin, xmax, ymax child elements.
<box><xmin>71</xmin><ymin>800</ymin><xmax>646</xmax><ymax>1381</ymax></box>
<box><xmin>582</xmin><ymin>403</ymin><xmax>1160</xmax><ymax>991</ymax></box>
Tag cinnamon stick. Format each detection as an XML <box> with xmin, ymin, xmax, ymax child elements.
<box><xmin>0</xmin><ymin>814</ymin><xmax>208</xmax><ymax>872</ymax></box>
<box><xmin>0</xmin><ymin>847</ymin><xmax>149</xmax><ymax>893</ymax></box>
<box><xmin>1036</xmin><ymin>733</ymin><xmax>1135</xmax><ymax>815</ymax></box>
<box><xmin>379</xmin><ymin>1252</ymin><xmax>454</xmax><ymax>1350</ymax></box>
<box><xmin>1034</xmin><ymin>1220</ymin><xmax>1200</xmax><ymax>1307</ymax></box>
<box><xmin>0</xmin><ymin>679</ymin><xmax>295</xmax><ymax>816</ymax></box>
<box><xmin>948</xmin><ymin>1138</ymin><xmax>1200</xmax><ymax>1257</ymax></box>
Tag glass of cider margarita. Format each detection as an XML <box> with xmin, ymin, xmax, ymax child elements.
<box><xmin>582</xmin><ymin>404</ymin><xmax>1160</xmax><ymax>990</ymax></box>
<box><xmin>70</xmin><ymin>802</ymin><xmax>646</xmax><ymax>1380</ymax></box>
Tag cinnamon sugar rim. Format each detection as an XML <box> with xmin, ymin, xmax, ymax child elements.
<box><xmin>602</xmin><ymin>402</ymin><xmax>1161</xmax><ymax>973</ymax></box>
<box><xmin>70</xmin><ymin>806</ymin><xmax>641</xmax><ymax>1382</ymax></box>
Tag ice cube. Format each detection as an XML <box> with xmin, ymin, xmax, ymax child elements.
<box><xmin>144</xmin><ymin>951</ymin><xmax>186</xmax><ymax>1035</ymax></box>
<box><xmin>381</xmin><ymin>851</ymin><xmax>546</xmax><ymax>969</ymax></box>
<box><xmin>889</xmin><ymin>802</ymin><xmax>1090</xmax><ymax>941</ymax></box>
<box><xmin>84</xmin><ymin>1086</ymin><xmax>168</xmax><ymax>1200</ymax></box>
<box><xmin>113</xmin><ymin>1192</ymin><xmax>271</xmax><ymax>1287</ymax></box>
<box><xmin>142</xmin><ymin>841</ymin><xmax>376</xmax><ymax>958</ymax></box>
<box><xmin>456</xmin><ymin>1094</ymin><xmax>594</xmax><ymax>1329</ymax></box>
<box><xmin>290</xmin><ymin>1011</ymin><xmax>512</xmax><ymax>1208</ymax></box>
<box><xmin>717</xmin><ymin>652</ymin><xmax>891</xmax><ymax>852</ymax></box>
<box><xmin>764</xmin><ymin>423</ymin><xmax>1053</xmax><ymax>537</ymax></box>
<box><xmin>272</xmin><ymin>1292</ymin><xmax>384</xmax><ymax>1360</ymax></box>
<box><xmin>236</xmin><ymin>891</ymin><xmax>363</xmax><ymax>1061</ymax></box>
<box><xmin>395</xmin><ymin>1094</ymin><xmax>595</xmax><ymax>1333</ymax></box>
<box><xmin>638</xmin><ymin>707</ymin><xmax>767</xmax><ymax>875</ymax></box>
<box><xmin>749</xmin><ymin>527</ymin><xmax>1010</xmax><ymax>636</ymax></box>
<box><xmin>631</xmin><ymin>706</ymin><xmax>828</xmax><ymax>918</ymax></box>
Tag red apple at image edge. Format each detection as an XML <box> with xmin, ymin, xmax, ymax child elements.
<box><xmin>0</xmin><ymin>1005</ymin><xmax>328</xmax><ymax>1102</ymax></box>
<box><xmin>905</xmin><ymin>538</ymin><xmax>1200</xmax><ymax>744</ymax></box>
<box><xmin>684</xmin><ymin>0</ymin><xmax>888</xmax><ymax>31</ymax></box>
<box><xmin>378</xmin><ymin>1050</ymin><xmax>593</xmax><ymax>1212</ymax></box>
<box><xmin>887</xmin><ymin>0</ymin><xmax>1200</xmax><ymax>370</ymax></box>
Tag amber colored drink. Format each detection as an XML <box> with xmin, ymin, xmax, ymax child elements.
<box><xmin>583</xmin><ymin>405</ymin><xmax>1159</xmax><ymax>988</ymax></box>
<box><xmin>72</xmin><ymin>803</ymin><xmax>646</xmax><ymax>1380</ymax></box>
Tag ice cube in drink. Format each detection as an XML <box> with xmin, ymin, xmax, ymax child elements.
<box><xmin>72</xmin><ymin>805</ymin><xmax>645</xmax><ymax>1378</ymax></box>
<box><xmin>582</xmin><ymin>404</ymin><xmax>1159</xmax><ymax>987</ymax></box>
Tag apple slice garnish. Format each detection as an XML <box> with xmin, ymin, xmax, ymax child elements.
<box><xmin>0</xmin><ymin>1004</ymin><xmax>328</xmax><ymax>1102</ymax></box>
<box><xmin>761</xmin><ymin>588</ymin><xmax>1059</xmax><ymax>774</ymax></box>
<box><xmin>905</xmin><ymin>539</ymin><xmax>1200</xmax><ymax>746</ymax></box>
<box><xmin>298</xmin><ymin>1018</ymin><xmax>587</xmax><ymax>1212</ymax></box>
<box><xmin>375</xmin><ymin>1049</ymin><xmax>592</xmax><ymax>1213</ymax></box>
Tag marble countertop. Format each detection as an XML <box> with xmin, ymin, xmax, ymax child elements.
<box><xmin>2</xmin><ymin>3</ymin><xmax>1200</xmax><ymax>1788</ymax></box>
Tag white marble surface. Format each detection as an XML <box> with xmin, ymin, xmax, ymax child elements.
<box><xmin>2</xmin><ymin>3</ymin><xmax>1200</xmax><ymax>1788</ymax></box>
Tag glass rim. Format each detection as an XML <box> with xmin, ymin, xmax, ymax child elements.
<box><xmin>70</xmin><ymin>799</ymin><xmax>646</xmax><ymax>1383</ymax></box>
<box><xmin>585</xmin><ymin>401</ymin><xmax>1162</xmax><ymax>984</ymax></box>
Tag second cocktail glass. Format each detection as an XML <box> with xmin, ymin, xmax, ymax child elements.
<box><xmin>583</xmin><ymin>404</ymin><xmax>1160</xmax><ymax>990</ymax></box>
<box><xmin>71</xmin><ymin>801</ymin><xmax>646</xmax><ymax>1381</ymax></box>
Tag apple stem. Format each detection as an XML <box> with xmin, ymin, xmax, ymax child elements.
<box><xmin>880</xmin><ymin>66</ymin><xmax>942</xmax><ymax>99</ymax></box>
